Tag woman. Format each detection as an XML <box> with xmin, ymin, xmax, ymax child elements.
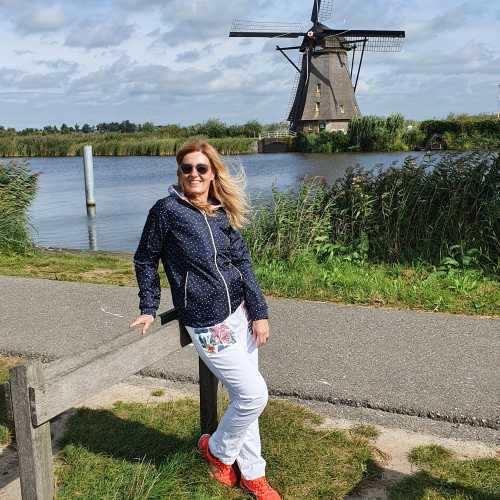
<box><xmin>130</xmin><ymin>140</ymin><xmax>281</xmax><ymax>500</ymax></box>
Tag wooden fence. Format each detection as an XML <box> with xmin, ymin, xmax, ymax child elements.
<box><xmin>1</xmin><ymin>308</ymin><xmax>218</xmax><ymax>500</ymax></box>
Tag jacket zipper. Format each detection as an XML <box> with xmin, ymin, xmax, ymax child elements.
<box><xmin>202</xmin><ymin>212</ymin><xmax>232</xmax><ymax>317</ymax></box>
<box><xmin>231</xmin><ymin>262</ymin><xmax>243</xmax><ymax>280</ymax></box>
<box><xmin>184</xmin><ymin>271</ymin><xmax>189</xmax><ymax>308</ymax></box>
<box><xmin>171</xmin><ymin>186</ymin><xmax>232</xmax><ymax>317</ymax></box>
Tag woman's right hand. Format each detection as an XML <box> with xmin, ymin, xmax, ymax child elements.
<box><xmin>129</xmin><ymin>314</ymin><xmax>155</xmax><ymax>336</ymax></box>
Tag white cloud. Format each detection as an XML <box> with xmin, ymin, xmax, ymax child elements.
<box><xmin>17</xmin><ymin>71</ymin><xmax>69</xmax><ymax>90</ymax></box>
<box><xmin>0</xmin><ymin>67</ymin><xmax>23</xmax><ymax>87</ymax></box>
<box><xmin>175</xmin><ymin>43</ymin><xmax>217</xmax><ymax>63</ymax></box>
<box><xmin>382</xmin><ymin>42</ymin><xmax>500</xmax><ymax>77</ymax></box>
<box><xmin>147</xmin><ymin>0</ymin><xmax>272</xmax><ymax>46</ymax></box>
<box><xmin>15</xmin><ymin>4</ymin><xmax>65</xmax><ymax>34</ymax></box>
<box><xmin>14</xmin><ymin>49</ymin><xmax>34</xmax><ymax>55</ymax></box>
<box><xmin>35</xmin><ymin>58</ymin><xmax>79</xmax><ymax>72</ymax></box>
<box><xmin>65</xmin><ymin>21</ymin><xmax>135</xmax><ymax>49</ymax></box>
<box><xmin>0</xmin><ymin>0</ymin><xmax>499</xmax><ymax>126</ymax></box>
<box><xmin>0</xmin><ymin>0</ymin><xmax>17</xmax><ymax>7</ymax></box>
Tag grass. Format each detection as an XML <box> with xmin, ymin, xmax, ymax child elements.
<box><xmin>388</xmin><ymin>444</ymin><xmax>500</xmax><ymax>499</ymax></box>
<box><xmin>54</xmin><ymin>398</ymin><xmax>380</xmax><ymax>499</ymax></box>
<box><xmin>0</xmin><ymin>248</ymin><xmax>498</xmax><ymax>316</ymax></box>
<box><xmin>253</xmin><ymin>253</ymin><xmax>500</xmax><ymax>316</ymax></box>
<box><xmin>0</xmin><ymin>248</ymin><xmax>166</xmax><ymax>287</ymax></box>
<box><xmin>2</xmin><ymin>354</ymin><xmax>499</xmax><ymax>497</ymax></box>
<box><xmin>0</xmin><ymin>355</ymin><xmax>21</xmax><ymax>446</ymax></box>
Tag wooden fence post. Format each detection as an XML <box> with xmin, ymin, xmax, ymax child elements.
<box><xmin>4</xmin><ymin>310</ymin><xmax>219</xmax><ymax>500</ymax></box>
<box><xmin>199</xmin><ymin>358</ymin><xmax>219</xmax><ymax>434</ymax></box>
<box><xmin>10</xmin><ymin>359</ymin><xmax>54</xmax><ymax>500</ymax></box>
<box><xmin>176</xmin><ymin>319</ymin><xmax>218</xmax><ymax>435</ymax></box>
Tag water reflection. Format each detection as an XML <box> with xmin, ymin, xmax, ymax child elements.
<box><xmin>26</xmin><ymin>152</ymin><xmax>434</xmax><ymax>252</ymax></box>
<box><xmin>86</xmin><ymin>206</ymin><xmax>97</xmax><ymax>250</ymax></box>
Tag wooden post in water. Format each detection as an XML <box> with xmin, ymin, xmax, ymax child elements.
<box><xmin>83</xmin><ymin>145</ymin><xmax>96</xmax><ymax>217</ymax></box>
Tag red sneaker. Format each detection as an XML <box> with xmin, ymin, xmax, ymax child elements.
<box><xmin>197</xmin><ymin>434</ymin><xmax>237</xmax><ymax>487</ymax></box>
<box><xmin>240</xmin><ymin>476</ymin><xmax>281</xmax><ymax>500</ymax></box>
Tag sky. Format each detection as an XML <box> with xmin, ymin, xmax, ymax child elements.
<box><xmin>0</xmin><ymin>0</ymin><xmax>499</xmax><ymax>129</ymax></box>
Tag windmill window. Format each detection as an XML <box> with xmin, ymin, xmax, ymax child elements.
<box><xmin>339</xmin><ymin>104</ymin><xmax>345</xmax><ymax>114</ymax></box>
<box><xmin>316</xmin><ymin>83</ymin><xmax>321</xmax><ymax>95</ymax></box>
<box><xmin>315</xmin><ymin>101</ymin><xmax>320</xmax><ymax>113</ymax></box>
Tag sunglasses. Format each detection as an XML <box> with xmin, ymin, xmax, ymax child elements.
<box><xmin>179</xmin><ymin>163</ymin><xmax>210</xmax><ymax>175</ymax></box>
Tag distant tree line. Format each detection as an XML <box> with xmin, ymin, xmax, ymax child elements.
<box><xmin>1</xmin><ymin>114</ymin><xmax>497</xmax><ymax>156</ymax></box>
<box><xmin>0</xmin><ymin>119</ymin><xmax>285</xmax><ymax>138</ymax></box>
<box><xmin>295</xmin><ymin>113</ymin><xmax>500</xmax><ymax>153</ymax></box>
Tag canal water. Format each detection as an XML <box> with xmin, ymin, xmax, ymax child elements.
<box><xmin>25</xmin><ymin>152</ymin><xmax>431</xmax><ymax>252</ymax></box>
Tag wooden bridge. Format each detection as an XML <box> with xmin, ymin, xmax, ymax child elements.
<box><xmin>257</xmin><ymin>131</ymin><xmax>296</xmax><ymax>153</ymax></box>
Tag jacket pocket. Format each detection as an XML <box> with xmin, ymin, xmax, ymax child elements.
<box><xmin>184</xmin><ymin>271</ymin><xmax>190</xmax><ymax>309</ymax></box>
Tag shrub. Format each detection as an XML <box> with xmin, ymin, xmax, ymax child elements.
<box><xmin>0</xmin><ymin>160</ymin><xmax>38</xmax><ymax>253</ymax></box>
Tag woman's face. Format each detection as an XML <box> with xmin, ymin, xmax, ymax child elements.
<box><xmin>178</xmin><ymin>151</ymin><xmax>215</xmax><ymax>200</ymax></box>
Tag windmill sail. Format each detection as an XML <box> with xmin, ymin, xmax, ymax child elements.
<box><xmin>311</xmin><ymin>0</ymin><xmax>334</xmax><ymax>24</ymax></box>
<box><xmin>229</xmin><ymin>0</ymin><xmax>405</xmax><ymax>133</ymax></box>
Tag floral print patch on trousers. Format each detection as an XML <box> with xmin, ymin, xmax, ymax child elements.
<box><xmin>184</xmin><ymin>300</ymin><xmax>268</xmax><ymax>480</ymax></box>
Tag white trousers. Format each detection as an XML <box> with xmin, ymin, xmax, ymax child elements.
<box><xmin>185</xmin><ymin>300</ymin><xmax>268</xmax><ymax>480</ymax></box>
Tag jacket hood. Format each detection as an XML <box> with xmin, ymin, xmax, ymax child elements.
<box><xmin>168</xmin><ymin>184</ymin><xmax>223</xmax><ymax>209</ymax></box>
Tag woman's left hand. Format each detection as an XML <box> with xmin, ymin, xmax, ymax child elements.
<box><xmin>252</xmin><ymin>319</ymin><xmax>270</xmax><ymax>348</ymax></box>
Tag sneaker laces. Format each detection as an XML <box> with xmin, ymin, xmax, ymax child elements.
<box><xmin>245</xmin><ymin>477</ymin><xmax>274</xmax><ymax>495</ymax></box>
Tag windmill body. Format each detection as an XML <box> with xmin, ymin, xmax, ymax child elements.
<box><xmin>291</xmin><ymin>36</ymin><xmax>360</xmax><ymax>133</ymax></box>
<box><xmin>229</xmin><ymin>0</ymin><xmax>405</xmax><ymax>133</ymax></box>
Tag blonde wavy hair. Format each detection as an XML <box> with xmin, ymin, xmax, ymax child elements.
<box><xmin>175</xmin><ymin>140</ymin><xmax>250</xmax><ymax>229</ymax></box>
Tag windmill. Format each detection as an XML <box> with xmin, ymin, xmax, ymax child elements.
<box><xmin>229</xmin><ymin>0</ymin><xmax>405</xmax><ymax>133</ymax></box>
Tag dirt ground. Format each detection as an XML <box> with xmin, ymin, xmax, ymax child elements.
<box><xmin>1</xmin><ymin>375</ymin><xmax>498</xmax><ymax>500</ymax></box>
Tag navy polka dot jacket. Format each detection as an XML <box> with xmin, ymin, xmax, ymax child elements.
<box><xmin>133</xmin><ymin>184</ymin><xmax>269</xmax><ymax>328</ymax></box>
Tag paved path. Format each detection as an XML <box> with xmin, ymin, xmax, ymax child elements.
<box><xmin>1</xmin><ymin>276</ymin><xmax>499</xmax><ymax>429</ymax></box>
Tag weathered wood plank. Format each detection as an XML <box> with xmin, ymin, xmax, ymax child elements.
<box><xmin>43</xmin><ymin>309</ymin><xmax>182</xmax><ymax>382</ymax></box>
<box><xmin>160</xmin><ymin>308</ymin><xmax>191</xmax><ymax>347</ymax></box>
<box><xmin>10</xmin><ymin>360</ymin><xmax>54</xmax><ymax>500</ymax></box>
<box><xmin>32</xmin><ymin>321</ymin><xmax>180</xmax><ymax>425</ymax></box>
<box><xmin>199</xmin><ymin>358</ymin><xmax>218</xmax><ymax>434</ymax></box>
<box><xmin>1</xmin><ymin>381</ymin><xmax>13</xmax><ymax>423</ymax></box>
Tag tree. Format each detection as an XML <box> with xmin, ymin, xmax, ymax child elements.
<box><xmin>242</xmin><ymin>120</ymin><xmax>263</xmax><ymax>137</ymax></box>
<box><xmin>141</xmin><ymin>121</ymin><xmax>156</xmax><ymax>133</ymax></box>
<box><xmin>198</xmin><ymin>118</ymin><xmax>227</xmax><ymax>138</ymax></box>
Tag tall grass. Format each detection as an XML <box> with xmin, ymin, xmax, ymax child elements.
<box><xmin>0</xmin><ymin>133</ymin><xmax>257</xmax><ymax>157</ymax></box>
<box><xmin>245</xmin><ymin>178</ymin><xmax>334</xmax><ymax>260</ymax></box>
<box><xmin>0</xmin><ymin>160</ymin><xmax>38</xmax><ymax>253</ymax></box>
<box><xmin>246</xmin><ymin>152</ymin><xmax>500</xmax><ymax>273</ymax></box>
<box><xmin>347</xmin><ymin>113</ymin><xmax>408</xmax><ymax>152</ymax></box>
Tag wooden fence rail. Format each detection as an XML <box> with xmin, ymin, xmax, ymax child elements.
<box><xmin>1</xmin><ymin>308</ymin><xmax>218</xmax><ymax>500</ymax></box>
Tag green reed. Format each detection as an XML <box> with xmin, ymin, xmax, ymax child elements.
<box><xmin>246</xmin><ymin>152</ymin><xmax>500</xmax><ymax>273</ymax></box>
<box><xmin>0</xmin><ymin>133</ymin><xmax>257</xmax><ymax>157</ymax></box>
<box><xmin>0</xmin><ymin>160</ymin><xmax>38</xmax><ymax>253</ymax></box>
<box><xmin>244</xmin><ymin>177</ymin><xmax>334</xmax><ymax>260</ymax></box>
